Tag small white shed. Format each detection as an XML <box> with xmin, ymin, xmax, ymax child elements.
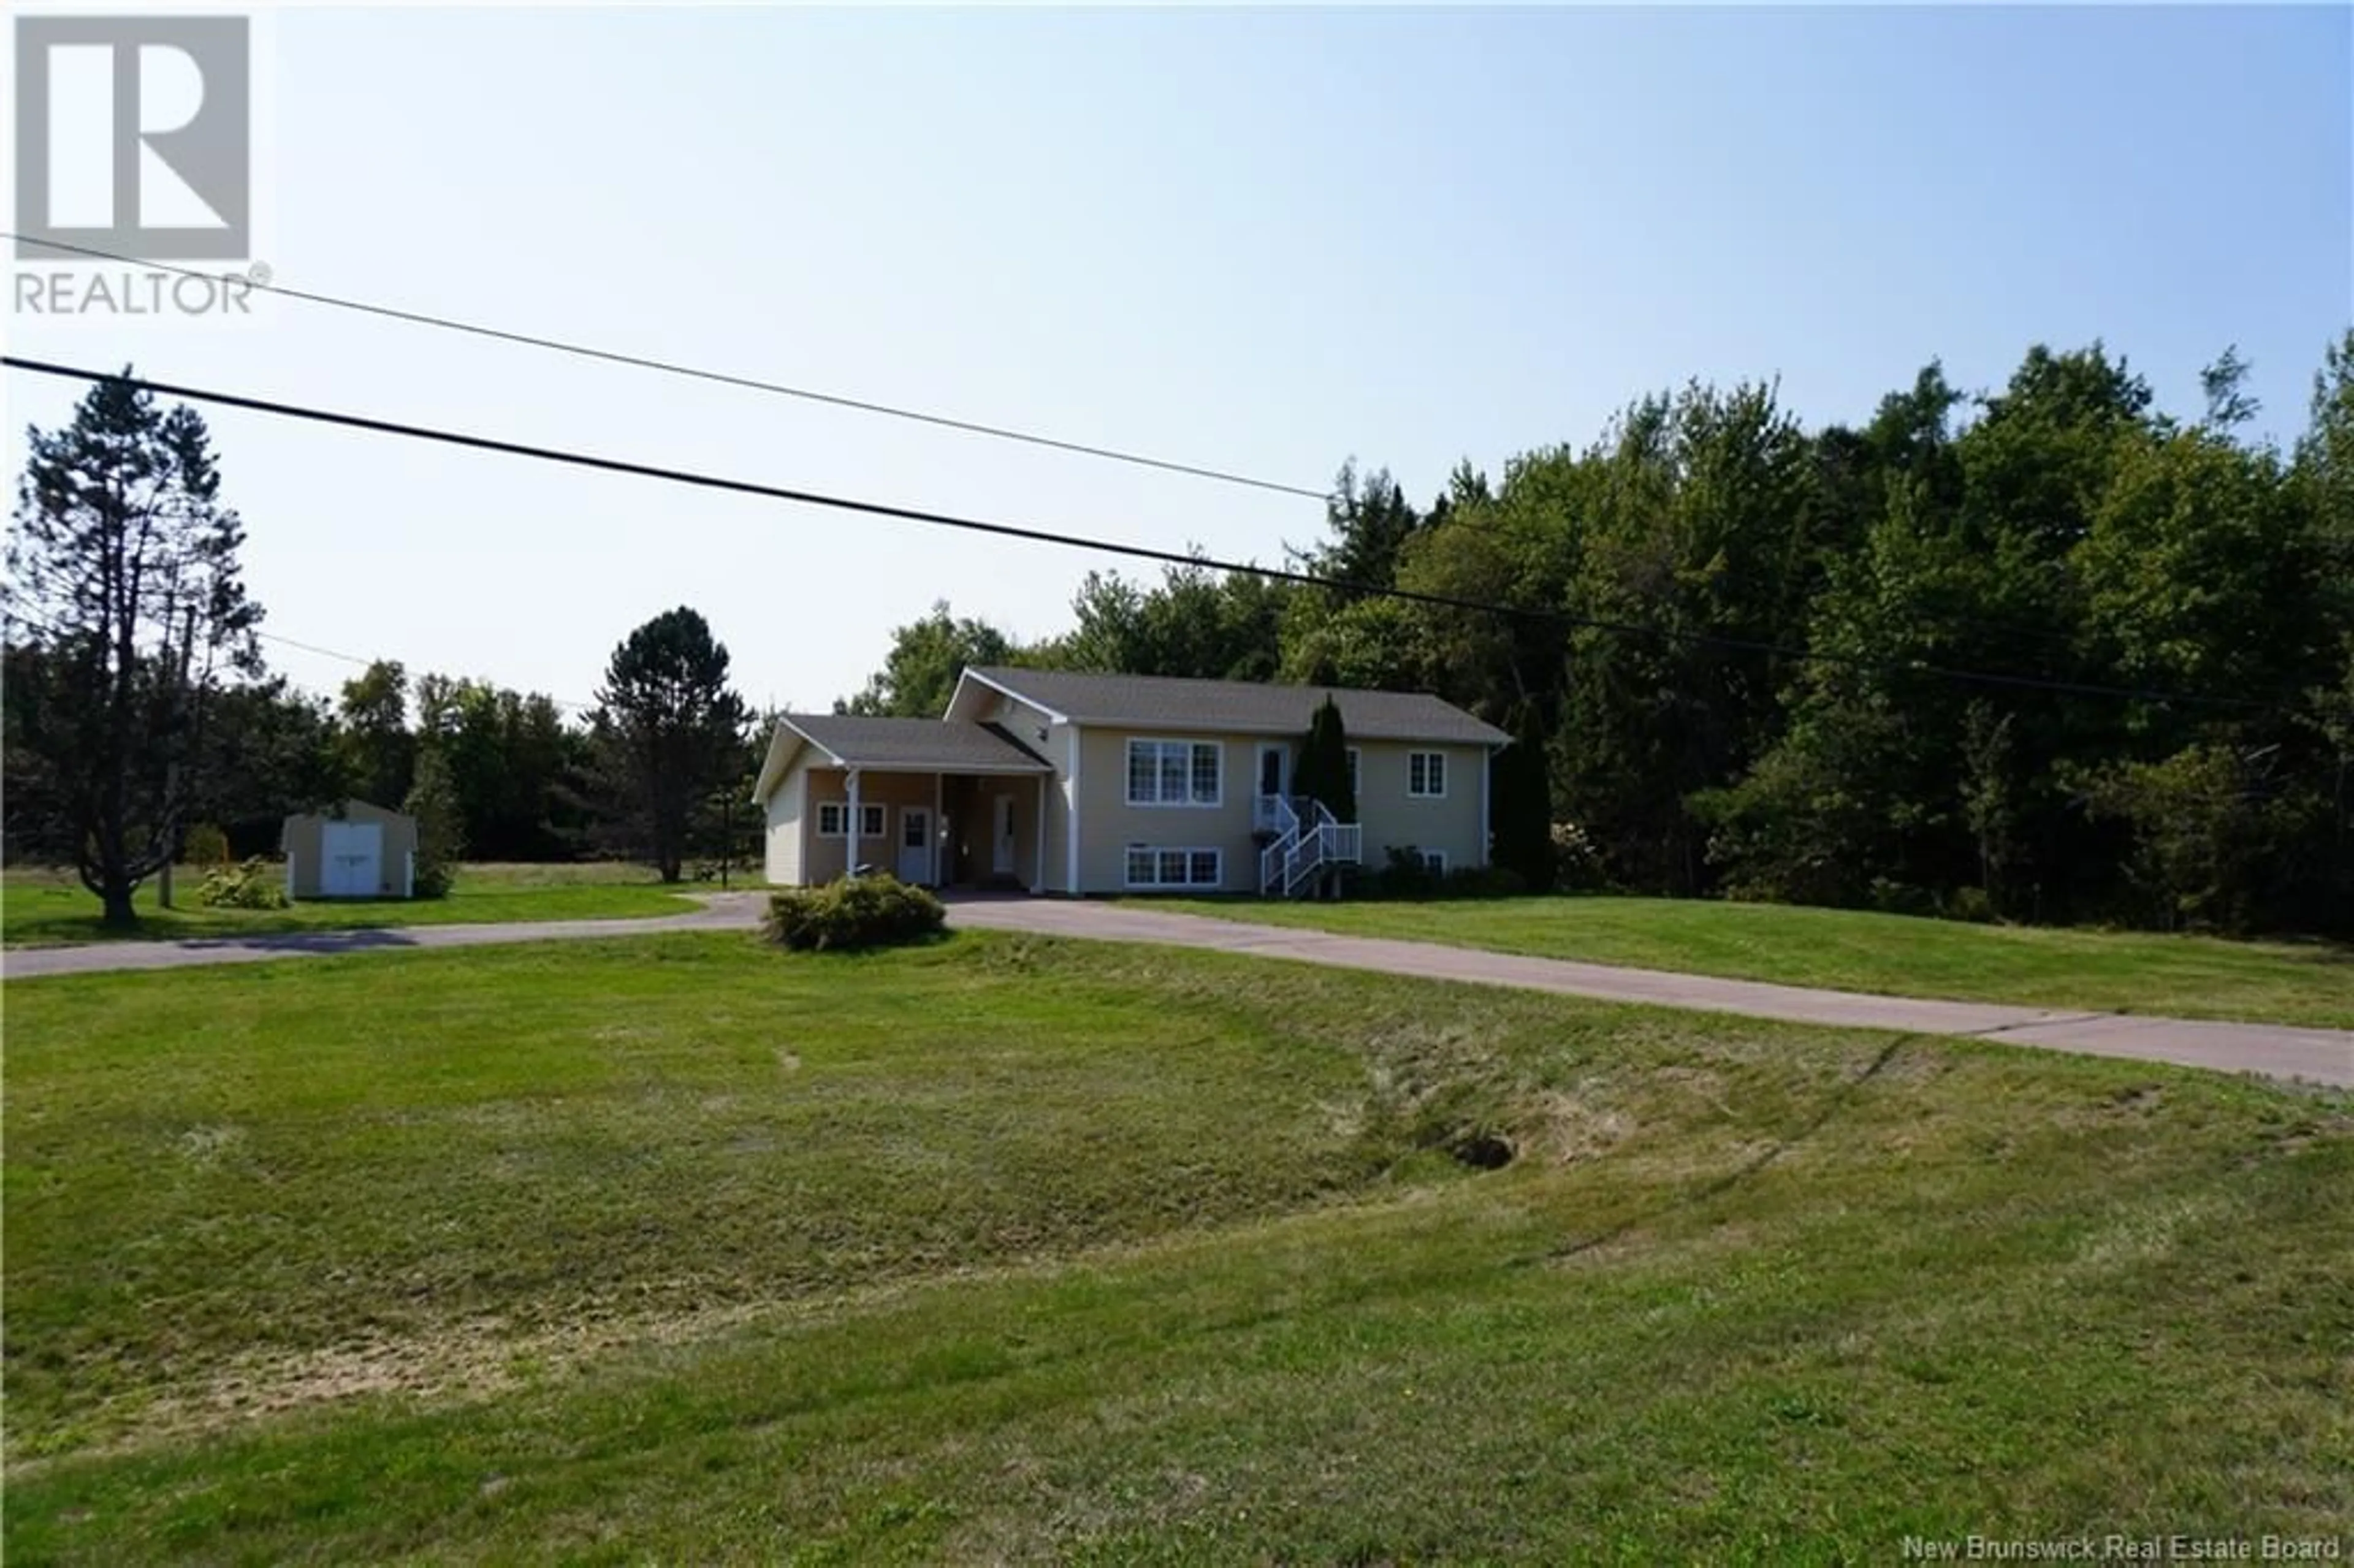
<box><xmin>280</xmin><ymin>799</ymin><xmax>419</xmax><ymax>899</ymax></box>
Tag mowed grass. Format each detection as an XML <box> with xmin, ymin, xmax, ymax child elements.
<box><xmin>5</xmin><ymin>933</ymin><xmax>2350</xmax><ymax>1564</ymax></box>
<box><xmin>0</xmin><ymin>861</ymin><xmax>703</xmax><ymax>948</ymax></box>
<box><xmin>1145</xmin><ymin>894</ymin><xmax>2354</xmax><ymax>1029</ymax></box>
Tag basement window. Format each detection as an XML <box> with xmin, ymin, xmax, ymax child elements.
<box><xmin>1124</xmin><ymin>846</ymin><xmax>1222</xmax><ymax>888</ymax></box>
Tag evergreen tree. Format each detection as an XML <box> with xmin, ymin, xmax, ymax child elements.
<box><xmin>1489</xmin><ymin>704</ymin><xmax>1555</xmax><ymax>891</ymax></box>
<box><xmin>587</xmin><ymin>607</ymin><xmax>749</xmax><ymax>883</ymax></box>
<box><xmin>4</xmin><ymin>370</ymin><xmax>262</xmax><ymax>927</ymax></box>
<box><xmin>1292</xmin><ymin>695</ymin><xmax>1355</xmax><ymax>823</ymax></box>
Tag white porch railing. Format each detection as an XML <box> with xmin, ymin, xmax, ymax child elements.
<box><xmin>1256</xmin><ymin>794</ymin><xmax>1363</xmax><ymax>897</ymax></box>
<box><xmin>1251</xmin><ymin>793</ymin><xmax>1287</xmax><ymax>836</ymax></box>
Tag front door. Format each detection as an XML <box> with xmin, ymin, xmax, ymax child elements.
<box><xmin>1258</xmin><ymin>743</ymin><xmax>1288</xmax><ymax>799</ymax></box>
<box><xmin>993</xmin><ymin>796</ymin><xmax>1017</xmax><ymax>876</ymax></box>
<box><xmin>897</xmin><ymin>807</ymin><xmax>932</xmax><ymax>886</ymax></box>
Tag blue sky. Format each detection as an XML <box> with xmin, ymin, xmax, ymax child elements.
<box><xmin>6</xmin><ymin>4</ymin><xmax>2348</xmax><ymax>716</ymax></box>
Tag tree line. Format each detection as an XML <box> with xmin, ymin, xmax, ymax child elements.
<box><xmin>842</xmin><ymin>335</ymin><xmax>2354</xmax><ymax>936</ymax></box>
<box><xmin>5</xmin><ymin>371</ymin><xmax>758</xmax><ymax>924</ymax></box>
<box><xmin>10</xmin><ymin>337</ymin><xmax>2348</xmax><ymax>934</ymax></box>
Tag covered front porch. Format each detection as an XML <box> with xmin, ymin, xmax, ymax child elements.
<box><xmin>801</xmin><ymin>766</ymin><xmax>1051</xmax><ymax>893</ymax></box>
<box><xmin>756</xmin><ymin>713</ymin><xmax>1060</xmax><ymax>893</ymax></box>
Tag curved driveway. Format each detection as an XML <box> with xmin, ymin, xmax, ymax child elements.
<box><xmin>949</xmin><ymin>900</ymin><xmax>2354</xmax><ymax>1090</ymax></box>
<box><xmin>7</xmin><ymin>893</ymin><xmax>2348</xmax><ymax>1090</ymax></box>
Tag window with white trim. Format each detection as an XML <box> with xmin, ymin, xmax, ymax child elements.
<box><xmin>1407</xmin><ymin>751</ymin><xmax>1447</xmax><ymax>798</ymax></box>
<box><xmin>1419</xmin><ymin>849</ymin><xmax>1448</xmax><ymax>873</ymax></box>
<box><xmin>1126</xmin><ymin>739</ymin><xmax>1222</xmax><ymax>807</ymax></box>
<box><xmin>817</xmin><ymin>802</ymin><xmax>885</xmax><ymax>838</ymax></box>
<box><xmin>1124</xmin><ymin>846</ymin><xmax>1222</xmax><ymax>888</ymax></box>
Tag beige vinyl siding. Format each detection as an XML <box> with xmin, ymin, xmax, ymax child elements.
<box><xmin>764</xmin><ymin>761</ymin><xmax>807</xmax><ymax>886</ymax></box>
<box><xmin>1075</xmin><ymin>728</ymin><xmax>1254</xmax><ymax>893</ymax></box>
<box><xmin>984</xmin><ymin>695</ymin><xmax>1069</xmax><ymax>895</ymax></box>
<box><xmin>1352</xmin><ymin>741</ymin><xmax>1488</xmax><ymax>873</ymax></box>
<box><xmin>976</xmin><ymin>691</ymin><xmax>1051</xmax><ymax>739</ymax></box>
<box><xmin>799</xmin><ymin>769</ymin><xmax>940</xmax><ymax>885</ymax></box>
<box><xmin>947</xmin><ymin>689</ymin><xmax>1072</xmax><ymax>892</ymax></box>
<box><xmin>1068</xmin><ymin>731</ymin><xmax>1495</xmax><ymax>894</ymax></box>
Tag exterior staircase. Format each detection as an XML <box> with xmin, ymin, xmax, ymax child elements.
<box><xmin>1255</xmin><ymin>794</ymin><xmax>1363</xmax><ymax>897</ymax></box>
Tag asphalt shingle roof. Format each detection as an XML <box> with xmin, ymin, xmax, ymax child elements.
<box><xmin>782</xmin><ymin>715</ymin><xmax>1051</xmax><ymax>772</ymax></box>
<box><xmin>967</xmin><ymin>667</ymin><xmax>1509</xmax><ymax>745</ymax></box>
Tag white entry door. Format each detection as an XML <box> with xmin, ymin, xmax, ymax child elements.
<box><xmin>320</xmin><ymin>821</ymin><xmax>382</xmax><ymax>897</ymax></box>
<box><xmin>993</xmin><ymin>796</ymin><xmax>1017</xmax><ymax>876</ymax></box>
<box><xmin>897</xmin><ymin>807</ymin><xmax>933</xmax><ymax>886</ymax></box>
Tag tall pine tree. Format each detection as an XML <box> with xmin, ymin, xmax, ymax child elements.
<box><xmin>586</xmin><ymin>607</ymin><xmax>749</xmax><ymax>883</ymax></box>
<box><xmin>1292</xmin><ymin>695</ymin><xmax>1356</xmax><ymax>823</ymax></box>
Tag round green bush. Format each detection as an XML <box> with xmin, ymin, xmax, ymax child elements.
<box><xmin>763</xmin><ymin>873</ymin><xmax>946</xmax><ymax>952</ymax></box>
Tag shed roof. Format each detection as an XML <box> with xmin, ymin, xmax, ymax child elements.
<box><xmin>282</xmin><ymin>797</ymin><xmax>413</xmax><ymax>826</ymax></box>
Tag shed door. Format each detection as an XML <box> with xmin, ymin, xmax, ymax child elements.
<box><xmin>321</xmin><ymin>821</ymin><xmax>383</xmax><ymax>897</ymax></box>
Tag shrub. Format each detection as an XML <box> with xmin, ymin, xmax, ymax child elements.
<box><xmin>1867</xmin><ymin>876</ymin><xmax>1934</xmax><ymax>917</ymax></box>
<box><xmin>1362</xmin><ymin>849</ymin><xmax>1526</xmax><ymax>900</ymax></box>
<box><xmin>180</xmin><ymin>821</ymin><xmax>231</xmax><ymax>867</ymax></box>
<box><xmin>1370</xmin><ymin>845</ymin><xmax>1443</xmax><ymax>899</ymax></box>
<box><xmin>403</xmin><ymin>745</ymin><xmax>464</xmax><ymax>899</ymax></box>
<box><xmin>1441</xmin><ymin>865</ymin><xmax>1526</xmax><ymax>899</ymax></box>
<box><xmin>1943</xmin><ymin>885</ymin><xmax>2000</xmax><ymax>925</ymax></box>
<box><xmin>764</xmin><ymin>873</ymin><xmax>946</xmax><ymax>952</ymax></box>
<box><xmin>1548</xmin><ymin>821</ymin><xmax>1606</xmax><ymax>892</ymax></box>
<box><xmin>197</xmin><ymin>857</ymin><xmax>290</xmax><ymax>910</ymax></box>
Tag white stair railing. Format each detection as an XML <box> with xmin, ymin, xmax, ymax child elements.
<box><xmin>1257</xmin><ymin>794</ymin><xmax>1301</xmax><ymax>896</ymax></box>
<box><xmin>1258</xmin><ymin>796</ymin><xmax>1365</xmax><ymax>898</ymax></box>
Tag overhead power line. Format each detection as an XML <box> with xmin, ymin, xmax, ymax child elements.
<box><xmin>0</xmin><ymin>356</ymin><xmax>2282</xmax><ymax>715</ymax></box>
<box><xmin>6</xmin><ymin>232</ymin><xmax>1334</xmax><ymax>502</ymax></box>
<box><xmin>2</xmin><ymin>603</ymin><xmax>596</xmax><ymax>714</ymax></box>
<box><xmin>257</xmin><ymin>630</ymin><xmax>597</xmax><ymax>713</ymax></box>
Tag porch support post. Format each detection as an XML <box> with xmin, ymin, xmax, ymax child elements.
<box><xmin>845</xmin><ymin>767</ymin><xmax>863</xmax><ymax>880</ymax></box>
<box><xmin>1065</xmin><ymin>726</ymin><xmax>1082</xmax><ymax>895</ymax></box>
<box><xmin>1034</xmin><ymin>774</ymin><xmax>1046</xmax><ymax>894</ymax></box>
<box><xmin>934</xmin><ymin>771</ymin><xmax>944</xmax><ymax>886</ymax></box>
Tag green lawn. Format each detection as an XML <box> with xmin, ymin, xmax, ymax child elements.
<box><xmin>0</xmin><ymin>861</ymin><xmax>706</xmax><ymax>948</ymax></box>
<box><xmin>6</xmin><ymin>932</ymin><xmax>2348</xmax><ymax>1563</ymax></box>
<box><xmin>1143</xmin><ymin>894</ymin><xmax>2354</xmax><ymax>1029</ymax></box>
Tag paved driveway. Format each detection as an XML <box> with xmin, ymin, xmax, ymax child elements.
<box><xmin>7</xmin><ymin>892</ymin><xmax>2348</xmax><ymax>1090</ymax></box>
<box><xmin>0</xmin><ymin>893</ymin><xmax>769</xmax><ymax>978</ymax></box>
<box><xmin>948</xmin><ymin>898</ymin><xmax>2354</xmax><ymax>1090</ymax></box>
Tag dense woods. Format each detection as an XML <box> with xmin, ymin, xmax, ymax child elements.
<box><xmin>843</xmin><ymin>337</ymin><xmax>2354</xmax><ymax>935</ymax></box>
<box><xmin>9</xmin><ymin>335</ymin><xmax>2349</xmax><ymax>934</ymax></box>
